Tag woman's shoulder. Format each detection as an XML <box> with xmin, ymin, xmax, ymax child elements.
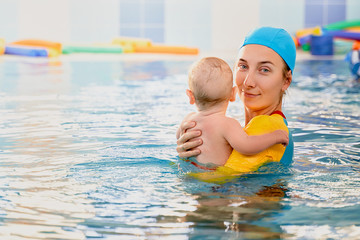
<box><xmin>245</xmin><ymin>113</ymin><xmax>288</xmax><ymax>134</ymax></box>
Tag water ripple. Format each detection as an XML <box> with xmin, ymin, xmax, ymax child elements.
<box><xmin>0</xmin><ymin>59</ymin><xmax>359</xmax><ymax>239</ymax></box>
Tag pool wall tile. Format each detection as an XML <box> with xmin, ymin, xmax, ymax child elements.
<box><xmin>327</xmin><ymin>4</ymin><xmax>346</xmax><ymax>23</ymax></box>
<box><xmin>144</xmin><ymin>0</ymin><xmax>164</xmax><ymax>25</ymax></box>
<box><xmin>144</xmin><ymin>27</ymin><xmax>164</xmax><ymax>43</ymax></box>
<box><xmin>304</xmin><ymin>0</ymin><xmax>346</xmax><ymax>27</ymax></box>
<box><xmin>119</xmin><ymin>0</ymin><xmax>164</xmax><ymax>43</ymax></box>
<box><xmin>305</xmin><ymin>3</ymin><xmax>324</xmax><ymax>27</ymax></box>
<box><xmin>120</xmin><ymin>0</ymin><xmax>141</xmax><ymax>25</ymax></box>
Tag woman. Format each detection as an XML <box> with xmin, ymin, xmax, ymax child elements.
<box><xmin>177</xmin><ymin>27</ymin><xmax>296</xmax><ymax>169</ymax></box>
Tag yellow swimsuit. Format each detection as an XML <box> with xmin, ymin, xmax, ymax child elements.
<box><xmin>188</xmin><ymin>112</ymin><xmax>293</xmax><ymax>183</ymax></box>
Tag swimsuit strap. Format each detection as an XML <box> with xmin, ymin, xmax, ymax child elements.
<box><xmin>271</xmin><ymin>110</ymin><xmax>286</xmax><ymax>119</ymax></box>
<box><xmin>182</xmin><ymin>159</ymin><xmax>217</xmax><ymax>171</ymax></box>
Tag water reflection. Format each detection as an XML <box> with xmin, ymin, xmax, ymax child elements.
<box><xmin>175</xmin><ymin>172</ymin><xmax>291</xmax><ymax>239</ymax></box>
<box><xmin>0</xmin><ymin>60</ymin><xmax>96</xmax><ymax>239</ymax></box>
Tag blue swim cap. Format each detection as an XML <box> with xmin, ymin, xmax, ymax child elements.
<box><xmin>241</xmin><ymin>27</ymin><xmax>296</xmax><ymax>73</ymax></box>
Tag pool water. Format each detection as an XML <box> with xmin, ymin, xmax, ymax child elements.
<box><xmin>0</xmin><ymin>56</ymin><xmax>359</xmax><ymax>239</ymax></box>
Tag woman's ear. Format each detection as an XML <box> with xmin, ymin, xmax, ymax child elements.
<box><xmin>282</xmin><ymin>70</ymin><xmax>292</xmax><ymax>92</ymax></box>
<box><xmin>186</xmin><ymin>89</ymin><xmax>196</xmax><ymax>105</ymax></box>
<box><xmin>229</xmin><ymin>86</ymin><xmax>237</xmax><ymax>102</ymax></box>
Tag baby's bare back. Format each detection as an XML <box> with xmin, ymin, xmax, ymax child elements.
<box><xmin>187</xmin><ymin>113</ymin><xmax>233</xmax><ymax>166</ymax></box>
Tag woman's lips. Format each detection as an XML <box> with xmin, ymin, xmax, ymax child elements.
<box><xmin>242</xmin><ymin>91</ymin><xmax>259</xmax><ymax>98</ymax></box>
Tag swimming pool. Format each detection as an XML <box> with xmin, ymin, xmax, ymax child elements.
<box><xmin>0</xmin><ymin>55</ymin><xmax>359</xmax><ymax>239</ymax></box>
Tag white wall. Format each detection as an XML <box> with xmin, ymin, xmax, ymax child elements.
<box><xmin>211</xmin><ymin>0</ymin><xmax>260</xmax><ymax>53</ymax></box>
<box><xmin>17</xmin><ymin>0</ymin><xmax>71</xmax><ymax>42</ymax></box>
<box><xmin>164</xmin><ymin>0</ymin><xmax>212</xmax><ymax>50</ymax></box>
<box><xmin>1</xmin><ymin>0</ymin><xmax>120</xmax><ymax>44</ymax></box>
<box><xmin>69</xmin><ymin>0</ymin><xmax>120</xmax><ymax>43</ymax></box>
<box><xmin>347</xmin><ymin>0</ymin><xmax>360</xmax><ymax>20</ymax></box>
<box><xmin>0</xmin><ymin>0</ymin><xmax>19</xmax><ymax>42</ymax></box>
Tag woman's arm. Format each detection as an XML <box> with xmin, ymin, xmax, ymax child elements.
<box><xmin>223</xmin><ymin>117</ymin><xmax>288</xmax><ymax>155</ymax></box>
<box><xmin>176</xmin><ymin>120</ymin><xmax>203</xmax><ymax>158</ymax></box>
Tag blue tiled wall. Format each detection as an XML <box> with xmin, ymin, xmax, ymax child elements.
<box><xmin>119</xmin><ymin>0</ymin><xmax>164</xmax><ymax>43</ymax></box>
<box><xmin>305</xmin><ymin>0</ymin><xmax>346</xmax><ymax>27</ymax></box>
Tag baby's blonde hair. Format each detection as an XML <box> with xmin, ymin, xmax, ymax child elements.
<box><xmin>188</xmin><ymin>57</ymin><xmax>233</xmax><ymax>110</ymax></box>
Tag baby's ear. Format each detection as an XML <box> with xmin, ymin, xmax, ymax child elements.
<box><xmin>229</xmin><ymin>86</ymin><xmax>237</xmax><ymax>102</ymax></box>
<box><xmin>186</xmin><ymin>89</ymin><xmax>196</xmax><ymax>105</ymax></box>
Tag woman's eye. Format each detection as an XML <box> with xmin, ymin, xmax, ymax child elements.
<box><xmin>260</xmin><ymin>68</ymin><xmax>270</xmax><ymax>73</ymax></box>
<box><xmin>238</xmin><ymin>64</ymin><xmax>247</xmax><ymax>70</ymax></box>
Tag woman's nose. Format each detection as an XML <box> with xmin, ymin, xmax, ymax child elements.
<box><xmin>243</xmin><ymin>71</ymin><xmax>256</xmax><ymax>88</ymax></box>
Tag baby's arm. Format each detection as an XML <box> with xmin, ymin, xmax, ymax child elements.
<box><xmin>223</xmin><ymin>117</ymin><xmax>289</xmax><ymax>155</ymax></box>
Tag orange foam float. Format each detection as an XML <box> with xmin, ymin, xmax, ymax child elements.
<box><xmin>134</xmin><ymin>44</ymin><xmax>199</xmax><ymax>55</ymax></box>
<box><xmin>346</xmin><ymin>27</ymin><xmax>360</xmax><ymax>33</ymax></box>
<box><xmin>12</xmin><ymin>39</ymin><xmax>62</xmax><ymax>52</ymax></box>
<box><xmin>10</xmin><ymin>39</ymin><xmax>62</xmax><ymax>57</ymax></box>
<box><xmin>0</xmin><ymin>39</ymin><xmax>5</xmax><ymax>55</ymax></box>
<box><xmin>112</xmin><ymin>37</ymin><xmax>199</xmax><ymax>55</ymax></box>
<box><xmin>353</xmin><ymin>41</ymin><xmax>360</xmax><ymax>50</ymax></box>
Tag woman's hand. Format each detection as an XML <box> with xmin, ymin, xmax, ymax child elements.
<box><xmin>176</xmin><ymin>121</ymin><xmax>203</xmax><ymax>158</ymax></box>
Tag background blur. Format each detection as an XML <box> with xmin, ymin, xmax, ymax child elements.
<box><xmin>0</xmin><ymin>0</ymin><xmax>359</xmax><ymax>53</ymax></box>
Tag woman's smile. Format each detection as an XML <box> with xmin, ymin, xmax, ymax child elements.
<box><xmin>242</xmin><ymin>90</ymin><xmax>260</xmax><ymax>98</ymax></box>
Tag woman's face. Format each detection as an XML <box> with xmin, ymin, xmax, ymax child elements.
<box><xmin>235</xmin><ymin>44</ymin><xmax>291</xmax><ymax>113</ymax></box>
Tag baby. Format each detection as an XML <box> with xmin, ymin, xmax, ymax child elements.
<box><xmin>176</xmin><ymin>57</ymin><xmax>288</xmax><ymax>168</ymax></box>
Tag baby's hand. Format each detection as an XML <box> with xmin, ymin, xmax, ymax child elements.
<box><xmin>274</xmin><ymin>130</ymin><xmax>289</xmax><ymax>147</ymax></box>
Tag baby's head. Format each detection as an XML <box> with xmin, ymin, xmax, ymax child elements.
<box><xmin>188</xmin><ymin>57</ymin><xmax>234</xmax><ymax>110</ymax></box>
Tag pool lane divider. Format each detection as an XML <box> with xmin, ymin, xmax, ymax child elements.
<box><xmin>1</xmin><ymin>37</ymin><xmax>199</xmax><ymax>57</ymax></box>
